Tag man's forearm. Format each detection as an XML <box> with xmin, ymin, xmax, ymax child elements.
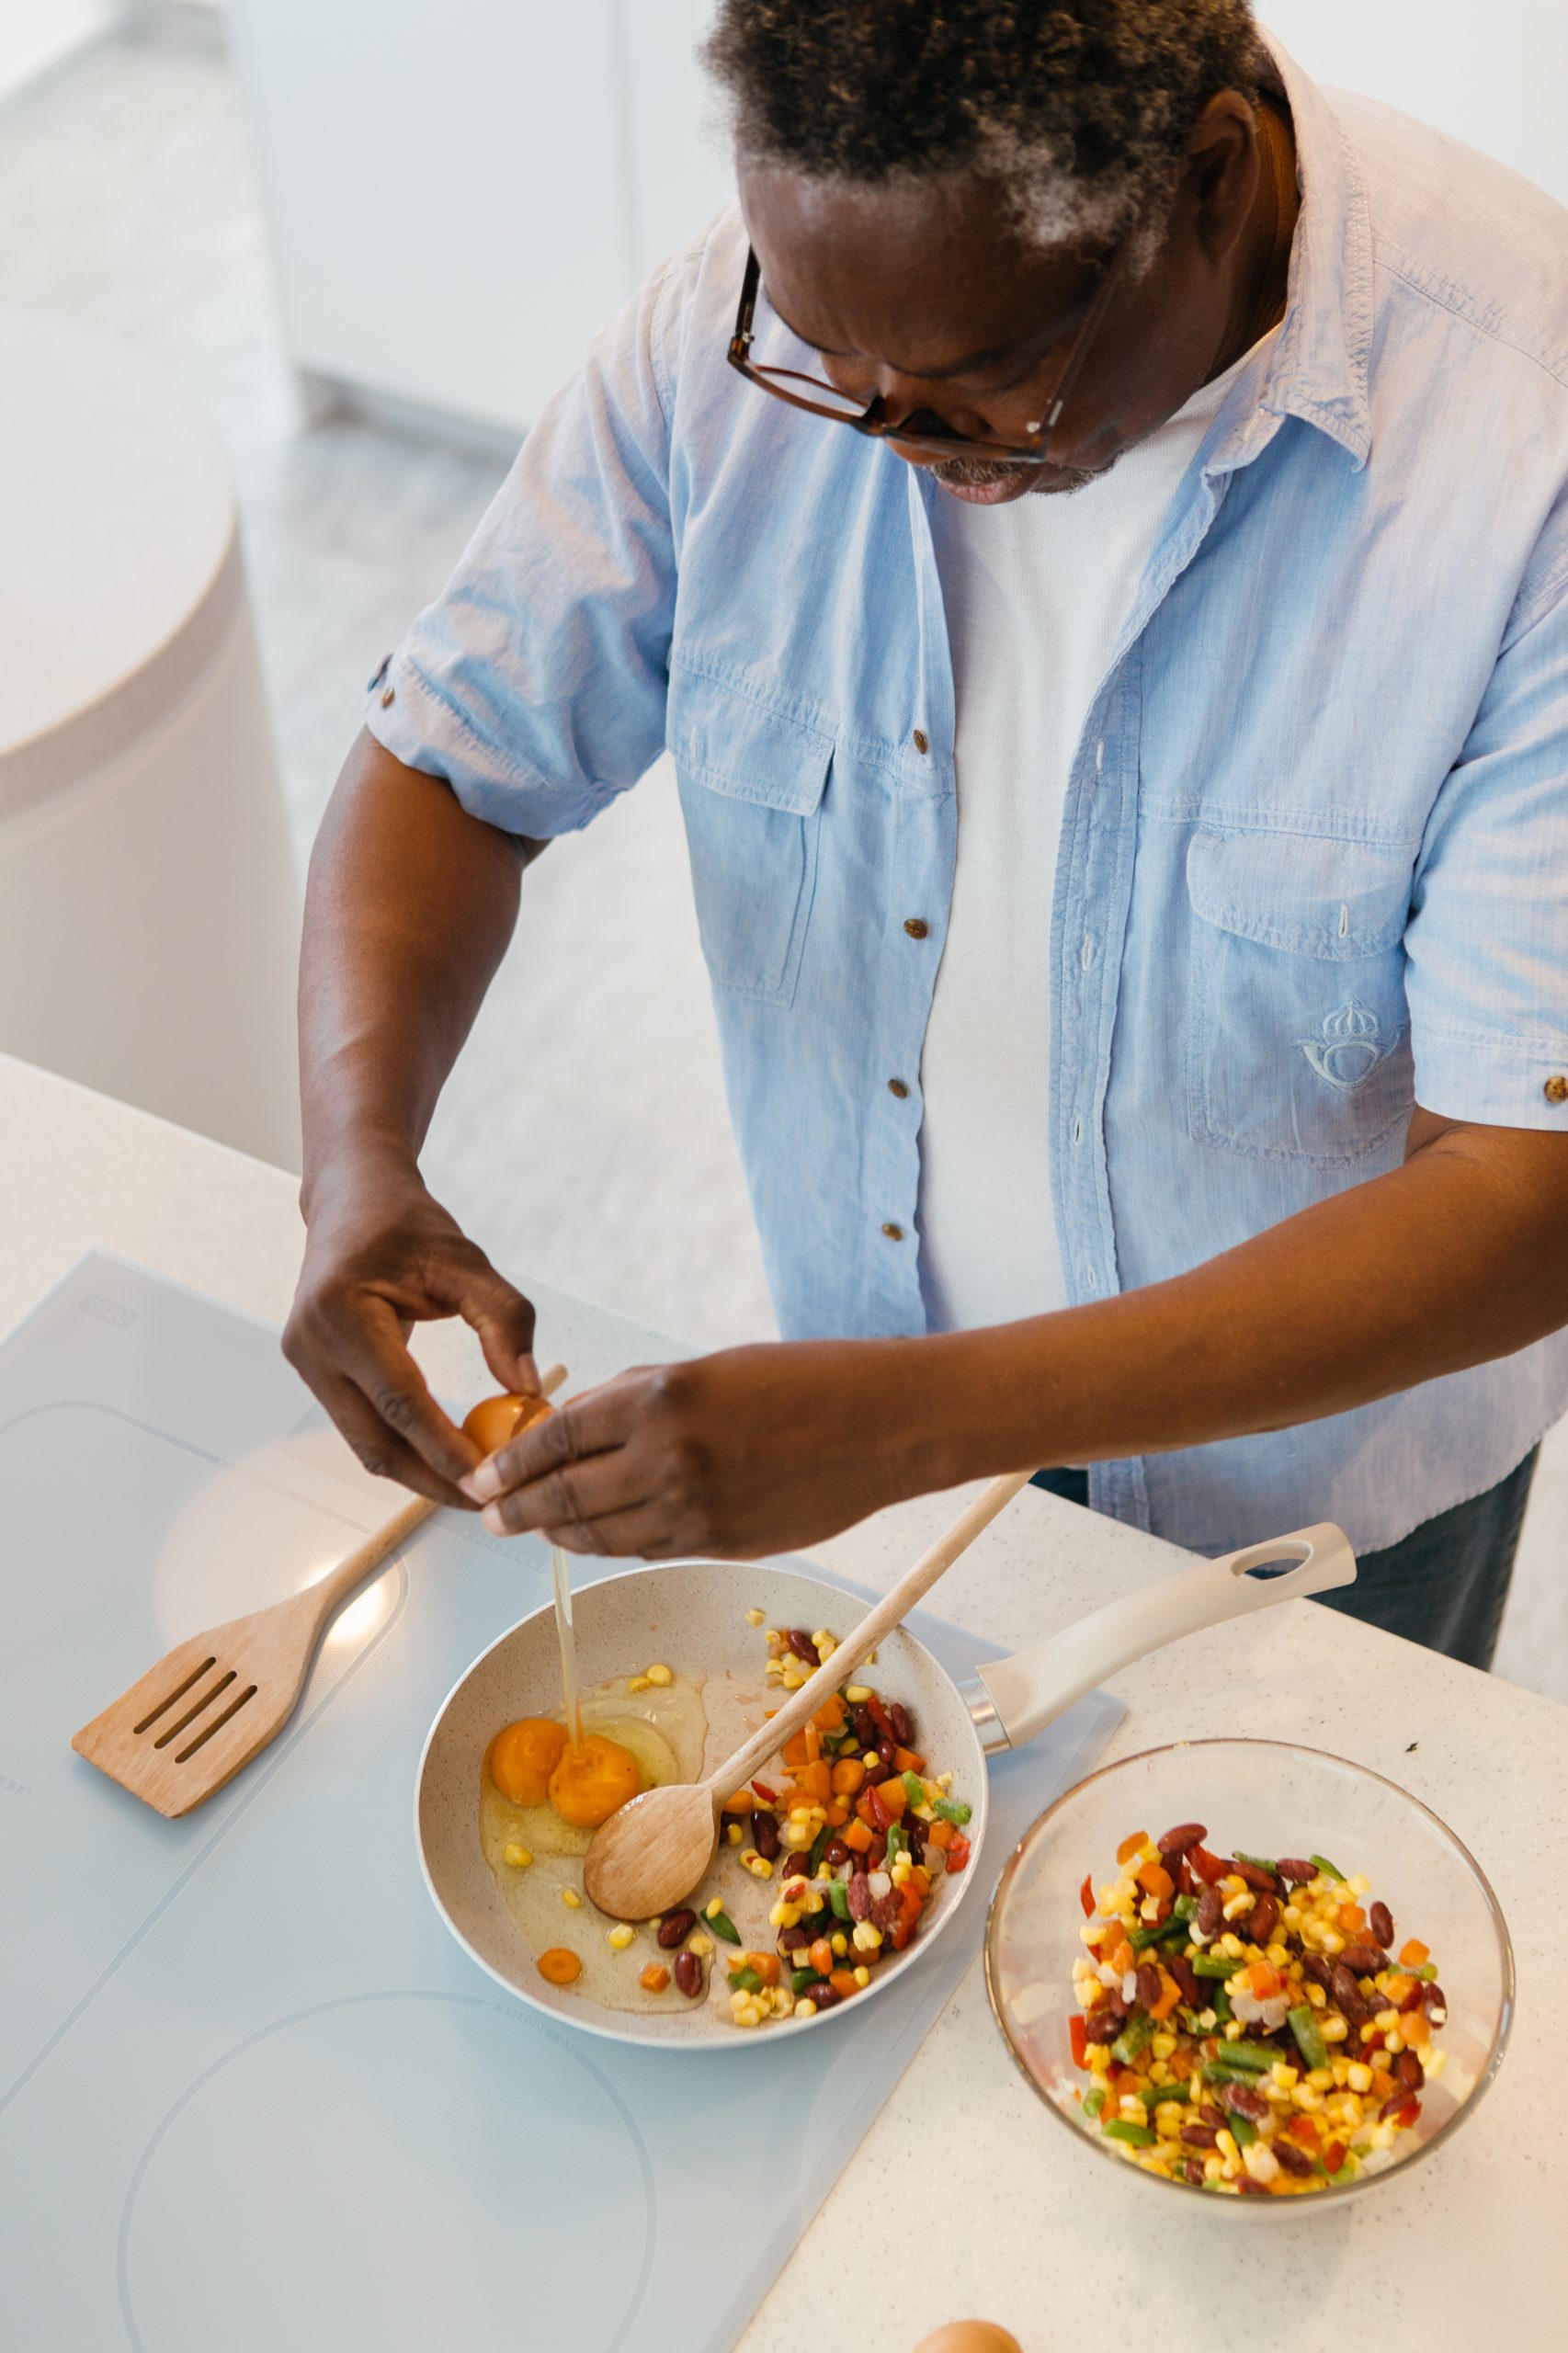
<box><xmin>299</xmin><ymin>731</ymin><xmax>528</xmax><ymax>1208</ymax></box>
<box><xmin>914</xmin><ymin>1114</ymin><xmax>1568</xmax><ymax>1488</ymax></box>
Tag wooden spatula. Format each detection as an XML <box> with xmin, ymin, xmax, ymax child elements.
<box><xmin>584</xmin><ymin>1468</ymin><xmax>1034</xmax><ymax>1921</ymax></box>
<box><xmin>72</xmin><ymin>1364</ymin><xmax>568</xmax><ymax>1818</ymax></box>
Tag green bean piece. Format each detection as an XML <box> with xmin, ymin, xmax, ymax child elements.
<box><xmin>933</xmin><ymin>1797</ymin><xmax>972</xmax><ymax>1826</ymax></box>
<box><xmin>882</xmin><ymin>1824</ymin><xmax>905</xmax><ymax>1869</ymax></box>
<box><xmin>1083</xmin><ymin>2086</ymin><xmax>1106</xmax><ymax>2120</ymax></box>
<box><xmin>1234</xmin><ymin>1851</ymin><xmax>1278</xmax><ymax>1874</ymax></box>
<box><xmin>1203</xmin><ymin>2063</ymin><xmax>1261</xmax><ymax>2087</ymax></box>
<box><xmin>1210</xmin><ymin>1985</ymin><xmax>1234</xmax><ymax>2023</ymax></box>
<box><xmin>1173</xmin><ymin>1893</ymin><xmax>1199</xmax><ymax>1920</ymax></box>
<box><xmin>827</xmin><ymin>1878</ymin><xmax>851</xmax><ymax>1922</ymax></box>
<box><xmin>1191</xmin><ymin>1952</ymin><xmax>1234</xmax><ymax>1978</ymax></box>
<box><xmin>1137</xmin><ymin>2080</ymin><xmax>1171</xmax><ymax>2108</ymax></box>
<box><xmin>1130</xmin><ymin>1914</ymin><xmax>1189</xmax><ymax>1953</ymax></box>
<box><xmin>1102</xmin><ymin>2120</ymin><xmax>1159</xmax><ymax>2147</ymax></box>
<box><xmin>902</xmin><ymin>1771</ymin><xmax>926</xmax><ymax>1814</ymax></box>
<box><xmin>1310</xmin><ymin>1854</ymin><xmax>1346</xmax><ymax>1881</ymax></box>
<box><xmin>790</xmin><ymin>1968</ymin><xmax>828</xmax><ymax>1997</ymax></box>
<box><xmin>1288</xmin><ymin>2005</ymin><xmax>1329</xmax><ymax>2071</ymax></box>
<box><xmin>1110</xmin><ymin>2012</ymin><xmax>1153</xmax><ymax>2065</ymax></box>
<box><xmin>1210</xmin><ymin>2038</ymin><xmax>1276</xmax><ymax>2072</ymax></box>
<box><xmin>1228</xmin><ymin>2113</ymin><xmax>1258</xmax><ymax>2147</ymax></box>
<box><xmin>728</xmin><ymin>1967</ymin><xmax>763</xmax><ymax>1994</ymax></box>
<box><xmin>706</xmin><ymin>1906</ymin><xmax>742</xmax><ymax>1945</ymax></box>
<box><xmin>807</xmin><ymin>1823</ymin><xmax>833</xmax><ymax>1876</ymax></box>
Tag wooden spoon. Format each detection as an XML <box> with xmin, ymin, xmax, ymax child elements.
<box><xmin>583</xmin><ymin>1469</ymin><xmax>1033</xmax><ymax>1921</ymax></box>
<box><xmin>71</xmin><ymin>1364</ymin><xmax>568</xmax><ymax>1818</ymax></box>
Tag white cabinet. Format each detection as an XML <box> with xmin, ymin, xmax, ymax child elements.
<box><xmin>228</xmin><ymin>0</ymin><xmax>734</xmax><ymax>439</ymax></box>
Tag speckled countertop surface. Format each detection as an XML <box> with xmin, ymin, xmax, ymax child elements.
<box><xmin>3</xmin><ymin>1051</ymin><xmax>1562</xmax><ymax>2349</ymax></box>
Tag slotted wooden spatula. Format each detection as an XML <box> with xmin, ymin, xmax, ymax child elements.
<box><xmin>72</xmin><ymin>1364</ymin><xmax>567</xmax><ymax>1817</ymax></box>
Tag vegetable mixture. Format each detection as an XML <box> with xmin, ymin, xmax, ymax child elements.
<box><xmin>1071</xmin><ymin>1823</ymin><xmax>1449</xmax><ymax>2194</ymax></box>
<box><xmin>716</xmin><ymin>1620</ymin><xmax>972</xmax><ymax>2028</ymax></box>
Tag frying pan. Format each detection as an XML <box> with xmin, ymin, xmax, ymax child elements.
<box><xmin>417</xmin><ymin>1522</ymin><xmax>1354</xmax><ymax>2049</ymax></box>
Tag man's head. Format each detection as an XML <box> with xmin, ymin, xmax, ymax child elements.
<box><xmin>704</xmin><ymin>1</ymin><xmax>1277</xmax><ymax>501</ymax></box>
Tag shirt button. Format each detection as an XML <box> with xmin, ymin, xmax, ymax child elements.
<box><xmin>881</xmin><ymin>1222</ymin><xmax>904</xmax><ymax>1241</ymax></box>
<box><xmin>912</xmin><ymin>728</ymin><xmax>930</xmax><ymax>755</ymax></box>
<box><xmin>903</xmin><ymin>917</ymin><xmax>928</xmax><ymax>939</ymax></box>
<box><xmin>888</xmin><ymin>1078</ymin><xmax>909</xmax><ymax>1099</ymax></box>
<box><xmin>380</xmin><ymin>685</ymin><xmax>395</xmax><ymax>708</ymax></box>
<box><xmin>1547</xmin><ymin>1074</ymin><xmax>1568</xmax><ymax>1104</ymax></box>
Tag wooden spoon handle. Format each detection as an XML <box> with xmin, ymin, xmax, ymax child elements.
<box><xmin>307</xmin><ymin>1362</ymin><xmax>570</xmax><ymax>1623</ymax></box>
<box><xmin>704</xmin><ymin>1468</ymin><xmax>1033</xmax><ymax>1801</ymax></box>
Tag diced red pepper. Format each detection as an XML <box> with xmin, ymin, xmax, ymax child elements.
<box><xmin>866</xmin><ymin>1697</ymin><xmax>895</xmax><ymax>1741</ymax></box>
<box><xmin>1322</xmin><ymin>2140</ymin><xmax>1346</xmax><ymax>2175</ymax></box>
<box><xmin>750</xmin><ymin>1779</ymin><xmax>778</xmax><ymax>1803</ymax></box>
<box><xmin>1079</xmin><ymin>1872</ymin><xmax>1096</xmax><ymax>1919</ymax></box>
<box><xmin>1070</xmin><ymin>2013</ymin><xmax>1090</xmax><ymax>2067</ymax></box>
<box><xmin>945</xmin><ymin>1834</ymin><xmax>971</xmax><ymax>1874</ymax></box>
<box><xmin>1188</xmin><ymin>1846</ymin><xmax>1227</xmax><ymax>1884</ymax></box>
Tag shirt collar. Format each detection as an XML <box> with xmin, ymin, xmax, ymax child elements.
<box><xmin>1227</xmin><ymin>34</ymin><xmax>1374</xmax><ymax>472</ymax></box>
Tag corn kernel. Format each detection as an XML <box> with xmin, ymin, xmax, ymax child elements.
<box><xmin>704</xmin><ymin>1898</ymin><xmax>724</xmax><ymax>1920</ymax></box>
<box><xmin>1306</xmin><ymin>2067</ymin><xmax>1334</xmax><ymax>2091</ymax></box>
<box><xmin>1305</xmin><ymin>1982</ymin><xmax>1327</xmax><ymax>2009</ymax></box>
<box><xmin>1270</xmin><ymin>2063</ymin><xmax>1298</xmax><ymax>2088</ymax></box>
<box><xmin>1221</xmin><ymin>1892</ymin><xmax>1254</xmax><ymax>1921</ymax></box>
<box><xmin>626</xmin><ymin>1674</ymin><xmax>653</xmax><ymax>1694</ymax></box>
<box><xmin>742</xmin><ymin>1850</ymin><xmax>775</xmax><ymax>1879</ymax></box>
<box><xmin>851</xmin><ymin>1921</ymin><xmax>882</xmax><ymax>1951</ymax></box>
<box><xmin>853</xmin><ymin>1964</ymin><xmax>871</xmax><ymax>1987</ymax></box>
<box><xmin>1088</xmin><ymin>2045</ymin><xmax>1110</xmax><ymax>2075</ymax></box>
<box><xmin>1321</xmin><ymin>2015</ymin><xmax>1348</xmax><ymax>2042</ymax></box>
<box><xmin>561</xmin><ymin>1888</ymin><xmax>582</xmax><ymax>1908</ymax></box>
<box><xmin>726</xmin><ymin>1823</ymin><xmax>743</xmax><ymax>1845</ymax></box>
<box><xmin>1216</xmin><ymin>2129</ymin><xmax>1239</xmax><ymax>2163</ymax></box>
<box><xmin>1348</xmin><ymin>1874</ymin><xmax>1370</xmax><ymax>1896</ymax></box>
<box><xmin>643</xmin><ymin>1663</ymin><xmax>673</xmax><ymax>1687</ymax></box>
<box><xmin>1374</xmin><ymin>2007</ymin><xmax>1400</xmax><ymax>2033</ymax></box>
<box><xmin>795</xmin><ymin>1997</ymin><xmax>816</xmax><ymax>2018</ymax></box>
<box><xmin>744</xmin><ymin>1606</ymin><xmax>767</xmax><ymax>1627</ymax></box>
<box><xmin>502</xmin><ymin>1844</ymin><xmax>532</xmax><ymax>1869</ymax></box>
<box><xmin>1204</xmin><ymin>2155</ymin><xmax>1223</xmax><ymax>2182</ymax></box>
<box><xmin>607</xmin><ymin>1924</ymin><xmax>635</xmax><ymax>1950</ymax></box>
<box><xmin>831</xmin><ymin>1931</ymin><xmax>848</xmax><ymax>1957</ymax></box>
<box><xmin>1319</xmin><ymin>1927</ymin><xmax>1345</xmax><ymax>1956</ymax></box>
<box><xmin>764</xmin><ymin>1660</ymin><xmax>783</xmax><ymax>1680</ymax></box>
<box><xmin>1292</xmin><ymin>2084</ymin><xmax>1324</xmax><ymax>2111</ymax></box>
<box><xmin>862</xmin><ymin>1749</ymin><xmax>880</xmax><ymax>1768</ymax></box>
<box><xmin>845</xmin><ymin>1685</ymin><xmax>873</xmax><ymax>1702</ymax></box>
<box><xmin>1220</xmin><ymin>1932</ymin><xmax>1245</xmax><ymax>1958</ymax></box>
<box><xmin>1151</xmin><ymin>2031</ymin><xmax>1177</xmax><ymax>2060</ymax></box>
<box><xmin>687</xmin><ymin>1934</ymin><xmax>713</xmax><ymax>1959</ymax></box>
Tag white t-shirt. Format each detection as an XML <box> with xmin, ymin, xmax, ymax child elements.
<box><xmin>918</xmin><ymin>344</ymin><xmax>1266</xmax><ymax>1334</ymax></box>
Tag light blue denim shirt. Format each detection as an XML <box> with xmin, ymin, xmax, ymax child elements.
<box><xmin>369</xmin><ymin>41</ymin><xmax>1568</xmax><ymax>1556</ymax></box>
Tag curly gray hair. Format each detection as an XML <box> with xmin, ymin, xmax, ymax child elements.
<box><xmin>703</xmin><ymin>0</ymin><xmax>1264</xmax><ymax>257</ymax></box>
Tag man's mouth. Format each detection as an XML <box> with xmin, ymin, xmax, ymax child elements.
<box><xmin>926</xmin><ymin>449</ymin><xmax>1117</xmax><ymax>503</ymax></box>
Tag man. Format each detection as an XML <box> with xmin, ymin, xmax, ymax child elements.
<box><xmin>286</xmin><ymin>2</ymin><xmax>1568</xmax><ymax>1665</ymax></box>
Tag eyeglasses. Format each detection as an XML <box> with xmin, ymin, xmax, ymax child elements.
<box><xmin>726</xmin><ymin>229</ymin><xmax>1133</xmax><ymax>467</ymax></box>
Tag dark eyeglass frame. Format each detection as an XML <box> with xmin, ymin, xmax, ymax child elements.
<box><xmin>726</xmin><ymin>228</ymin><xmax>1134</xmax><ymax>466</ymax></box>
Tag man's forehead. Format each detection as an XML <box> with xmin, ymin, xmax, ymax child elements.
<box><xmin>742</xmin><ymin>159</ymin><xmax>1096</xmax><ymax>371</ymax></box>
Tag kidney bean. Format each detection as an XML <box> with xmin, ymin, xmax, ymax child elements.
<box><xmin>1339</xmin><ymin>1943</ymin><xmax>1385</xmax><ymax>1979</ymax></box>
<box><xmin>1369</xmin><ymin>1900</ymin><xmax>1394</xmax><ymax>1948</ymax></box>
<box><xmin>1237</xmin><ymin>2175</ymin><xmax>1272</xmax><ymax>2195</ymax></box>
<box><xmin>1422</xmin><ymin>1982</ymin><xmax>1448</xmax><ymax>2020</ymax></box>
<box><xmin>1130</xmin><ymin>1962</ymin><xmax>1159</xmax><ymax>2012</ymax></box>
<box><xmin>1167</xmin><ymin>1954</ymin><xmax>1200</xmax><ymax>2008</ymax></box>
<box><xmin>1156</xmin><ymin>1821</ymin><xmax>1208</xmax><ymax>1859</ymax></box>
<box><xmin>1221</xmin><ymin>2082</ymin><xmax>1271</xmax><ymax>2124</ymax></box>
<box><xmin>1199</xmin><ymin>2103</ymin><xmax>1226</xmax><ymax>2129</ymax></box>
<box><xmin>779</xmin><ymin>1925</ymin><xmax>809</xmax><ymax>1952</ymax></box>
<box><xmin>1102</xmin><ymin>1984</ymin><xmax>1130</xmax><ymax>2022</ymax></box>
<box><xmin>807</xmin><ymin>1983</ymin><xmax>839</xmax><ymax>2010</ymax></box>
<box><xmin>1180</xmin><ymin>2124</ymin><xmax>1220</xmax><ymax>2148</ymax></box>
<box><xmin>1233</xmin><ymin>1859</ymin><xmax>1278</xmax><ymax>1893</ymax></box>
<box><xmin>753</xmin><ymin>1809</ymin><xmax>781</xmax><ymax>1861</ymax></box>
<box><xmin>851</xmin><ymin>1706</ymin><xmax>880</xmax><ymax>1748</ymax></box>
<box><xmin>1379</xmin><ymin>2089</ymin><xmax>1420</xmax><ymax>2123</ymax></box>
<box><xmin>1248</xmin><ymin>1893</ymin><xmax>1280</xmax><ymax>1946</ymax></box>
<box><xmin>875</xmin><ymin>1739</ymin><xmax>898</xmax><ymax>1768</ymax></box>
<box><xmin>782</xmin><ymin>1628</ymin><xmax>819</xmax><ymax>1665</ymax></box>
<box><xmin>1393</xmin><ymin>2049</ymin><xmax>1425</xmax><ymax>2090</ymax></box>
<box><xmin>1273</xmin><ymin>2140</ymin><xmax>1314</xmax><ymax>2177</ymax></box>
<box><xmin>1301</xmin><ymin>1952</ymin><xmax>1335</xmax><ymax>1992</ymax></box>
<box><xmin>846</xmin><ymin>1872</ymin><xmax>872</xmax><ymax>1923</ymax></box>
<box><xmin>871</xmin><ymin>1889</ymin><xmax>904</xmax><ymax>1933</ymax></box>
<box><xmin>674</xmin><ymin>1951</ymin><xmax>703</xmax><ymax>1998</ymax></box>
<box><xmin>1085</xmin><ymin>2008</ymin><xmax>1123</xmax><ymax>2044</ymax></box>
<box><xmin>1180</xmin><ymin>2157</ymin><xmax>1204</xmax><ymax>2185</ymax></box>
<box><xmin>1330</xmin><ymin>1963</ymin><xmax>1369</xmax><ymax>2022</ymax></box>
<box><xmin>1173</xmin><ymin>1850</ymin><xmax>1195</xmax><ymax>1896</ymax></box>
<box><xmin>656</xmin><ymin>1909</ymin><xmax>697</xmax><ymax>1949</ymax></box>
<box><xmin>1195</xmin><ymin>1886</ymin><xmax>1224</xmax><ymax>1938</ymax></box>
<box><xmin>1276</xmin><ymin>1858</ymin><xmax>1316</xmax><ymax>1884</ymax></box>
<box><xmin>822</xmin><ymin>1836</ymin><xmax>851</xmax><ymax>1869</ymax></box>
<box><xmin>887</xmin><ymin>1700</ymin><xmax>915</xmax><ymax>1747</ymax></box>
<box><xmin>904</xmin><ymin>1819</ymin><xmax>927</xmax><ymax>1862</ymax></box>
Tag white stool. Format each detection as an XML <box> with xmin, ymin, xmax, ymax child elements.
<box><xmin>0</xmin><ymin>309</ymin><xmax>300</xmax><ymax>1171</ymax></box>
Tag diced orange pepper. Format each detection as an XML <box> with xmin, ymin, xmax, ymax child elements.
<box><xmin>1337</xmin><ymin>1904</ymin><xmax>1367</xmax><ymax>1935</ymax></box>
<box><xmin>1370</xmin><ymin>2069</ymin><xmax>1394</xmax><ymax>2101</ymax></box>
<box><xmin>872</xmin><ymin>1775</ymin><xmax>907</xmax><ymax>1824</ymax></box>
<box><xmin>831</xmin><ymin>1758</ymin><xmax>866</xmax><ymax>1796</ymax></box>
<box><xmin>1399</xmin><ymin>1939</ymin><xmax>1429</xmax><ymax>1968</ymax></box>
<box><xmin>798</xmin><ymin>1759</ymin><xmax>833</xmax><ymax>1802</ymax></box>
<box><xmin>780</xmin><ymin>1731</ymin><xmax>809</xmax><ymax>1769</ymax></box>
<box><xmin>1117</xmin><ymin>1831</ymin><xmax>1148</xmax><ymax>1866</ymax></box>
<box><xmin>812</xmin><ymin>1694</ymin><xmax>846</xmax><ymax>1733</ymax></box>
<box><xmin>823</xmin><ymin>1801</ymin><xmax>849</xmax><ymax>1827</ymax></box>
<box><xmin>892</xmin><ymin>1746</ymin><xmax>926</xmax><ymax>1775</ymax></box>
<box><xmin>1287</xmin><ymin>2114</ymin><xmax>1320</xmax><ymax>2150</ymax></box>
<box><xmin>829</xmin><ymin>1968</ymin><xmax>859</xmax><ymax>1998</ymax></box>
<box><xmin>722</xmin><ymin>1790</ymin><xmax>753</xmax><ymax>1813</ymax></box>
<box><xmin>742</xmin><ymin>1951</ymin><xmax>781</xmax><ymax>1986</ymax></box>
<box><xmin>1385</xmin><ymin>1973</ymin><xmax>1416</xmax><ymax>2006</ymax></box>
<box><xmin>1148</xmin><ymin>1967</ymin><xmax>1182</xmax><ymax>2022</ymax></box>
<box><xmin>803</xmin><ymin>1722</ymin><xmax>822</xmax><ymax>1767</ymax></box>
<box><xmin>1246</xmin><ymin>1961</ymin><xmax>1284</xmax><ymax>2001</ymax></box>
<box><xmin>1108</xmin><ymin>1937</ymin><xmax>1135</xmax><ymax>1975</ymax></box>
<box><xmin>808</xmin><ymin>1937</ymin><xmax>835</xmax><ymax>1978</ymax></box>
<box><xmin>1137</xmin><ymin>1859</ymin><xmax>1174</xmax><ymax>1901</ymax></box>
<box><xmin>1405</xmin><ymin>2008</ymin><xmax>1432</xmax><ymax>2047</ymax></box>
<box><xmin>639</xmin><ymin>1963</ymin><xmax>670</xmax><ymax>1993</ymax></box>
<box><xmin>843</xmin><ymin>1820</ymin><xmax>873</xmax><ymax>1854</ymax></box>
<box><xmin>910</xmin><ymin>1864</ymin><xmax>931</xmax><ymax>1896</ymax></box>
<box><xmin>926</xmin><ymin>1818</ymin><xmax>954</xmax><ymax>1849</ymax></box>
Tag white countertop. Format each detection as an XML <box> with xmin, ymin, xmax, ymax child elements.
<box><xmin>3</xmin><ymin>1049</ymin><xmax>1562</xmax><ymax>2348</ymax></box>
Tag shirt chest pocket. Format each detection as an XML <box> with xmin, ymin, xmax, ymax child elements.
<box><xmin>668</xmin><ymin>667</ymin><xmax>832</xmax><ymax>1007</ymax></box>
<box><xmin>1185</xmin><ymin>828</ymin><xmax>1415</xmax><ymax>1165</ymax></box>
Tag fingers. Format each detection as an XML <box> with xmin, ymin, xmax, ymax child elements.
<box><xmin>477</xmin><ymin>1435</ymin><xmax>653</xmax><ymax>1541</ymax></box>
<box><xmin>462</xmin><ymin>1381</ymin><xmax>631</xmax><ymax>1505</ymax></box>
<box><xmin>444</xmin><ymin>1253</ymin><xmax>540</xmax><ymax>1396</ymax></box>
<box><xmin>325</xmin><ymin>1294</ymin><xmax>482</xmax><ymax>1489</ymax></box>
<box><xmin>313</xmin><ymin>1371</ymin><xmax>473</xmax><ymax>1508</ymax></box>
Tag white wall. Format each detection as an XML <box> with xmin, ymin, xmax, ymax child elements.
<box><xmin>1262</xmin><ymin>1</ymin><xmax>1568</xmax><ymax>206</ymax></box>
<box><xmin>0</xmin><ymin>1</ymin><xmax>120</xmax><ymax>105</ymax></box>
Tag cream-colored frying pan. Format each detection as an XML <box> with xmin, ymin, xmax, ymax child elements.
<box><xmin>417</xmin><ymin>1525</ymin><xmax>1354</xmax><ymax>2050</ymax></box>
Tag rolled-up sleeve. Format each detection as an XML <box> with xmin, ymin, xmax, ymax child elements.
<box><xmin>1404</xmin><ymin>552</ymin><xmax>1568</xmax><ymax>1128</ymax></box>
<box><xmin>365</xmin><ymin>246</ymin><xmax>690</xmax><ymax>837</ymax></box>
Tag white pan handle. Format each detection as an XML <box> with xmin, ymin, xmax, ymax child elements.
<box><xmin>972</xmin><ymin>1523</ymin><xmax>1356</xmax><ymax>1752</ymax></box>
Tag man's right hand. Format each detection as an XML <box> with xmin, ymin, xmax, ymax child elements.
<box><xmin>283</xmin><ymin>1152</ymin><xmax>540</xmax><ymax>1507</ymax></box>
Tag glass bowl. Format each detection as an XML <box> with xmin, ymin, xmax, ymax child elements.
<box><xmin>983</xmin><ymin>1739</ymin><xmax>1513</xmax><ymax>2209</ymax></box>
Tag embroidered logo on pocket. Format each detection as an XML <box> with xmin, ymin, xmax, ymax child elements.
<box><xmin>1297</xmin><ymin>998</ymin><xmax>1401</xmax><ymax>1089</ymax></box>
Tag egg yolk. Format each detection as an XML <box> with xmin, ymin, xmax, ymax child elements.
<box><xmin>462</xmin><ymin>1391</ymin><xmax>552</xmax><ymax>1456</ymax></box>
<box><xmin>547</xmin><ymin>1733</ymin><xmax>643</xmax><ymax>1828</ymax></box>
<box><xmin>489</xmin><ymin>1716</ymin><xmax>569</xmax><ymax>1806</ymax></box>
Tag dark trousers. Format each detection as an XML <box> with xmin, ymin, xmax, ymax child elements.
<box><xmin>1029</xmin><ymin>1449</ymin><xmax>1539</xmax><ymax>1671</ymax></box>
